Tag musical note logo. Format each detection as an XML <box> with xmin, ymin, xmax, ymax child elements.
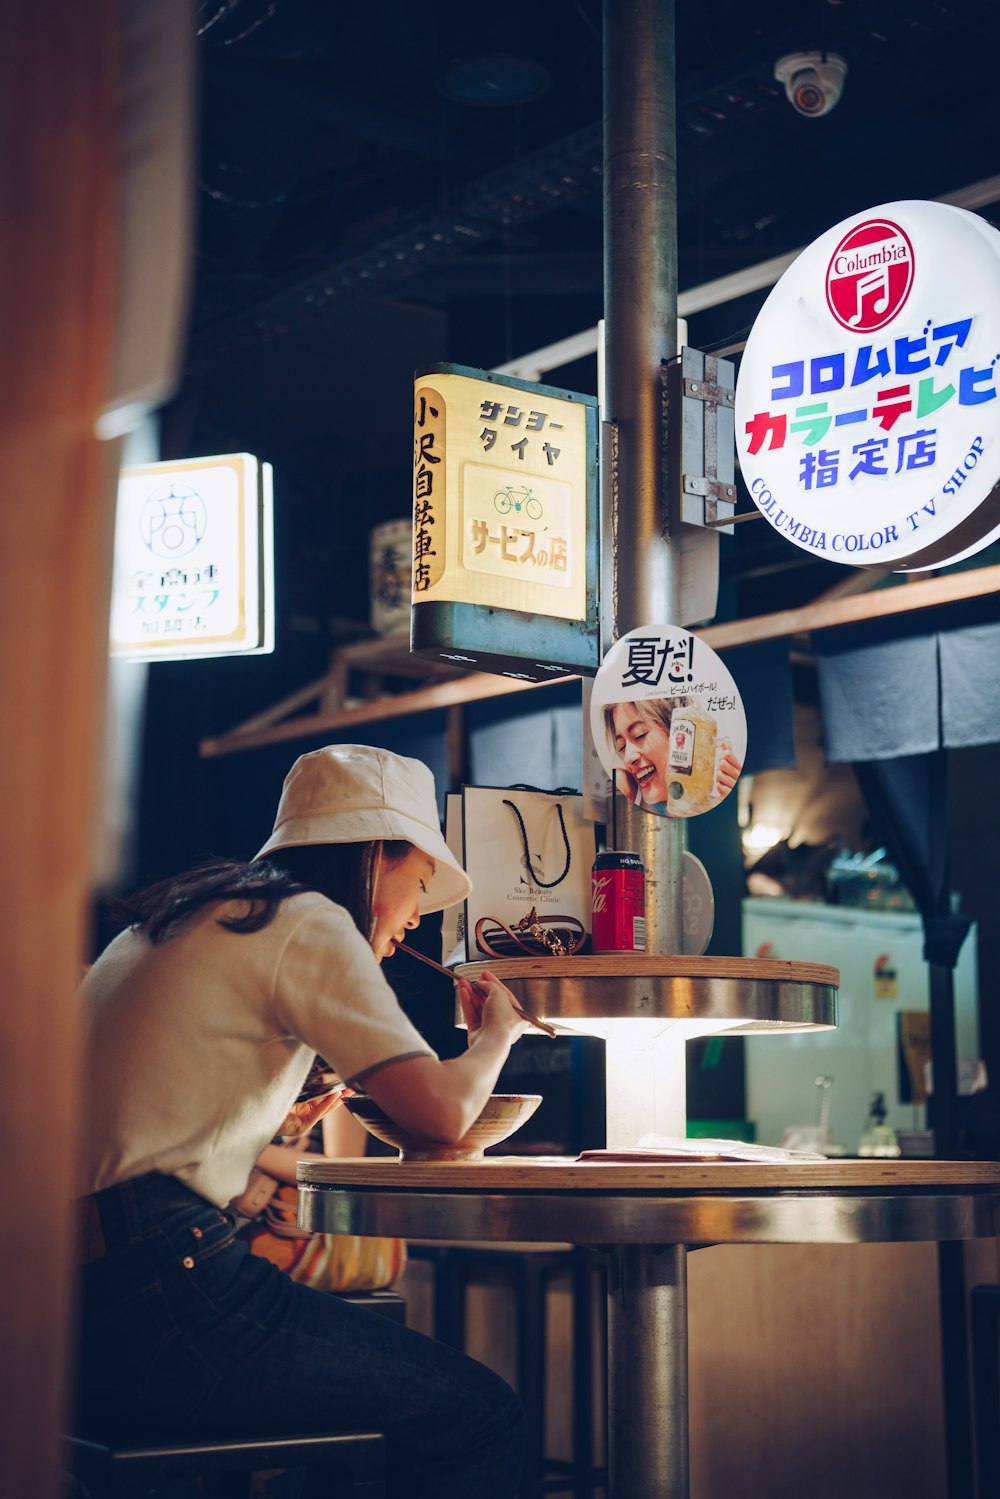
<box><xmin>825</xmin><ymin>218</ymin><xmax>914</xmax><ymax>334</ymax></box>
<box><xmin>848</xmin><ymin>266</ymin><xmax>890</xmax><ymax>327</ymax></box>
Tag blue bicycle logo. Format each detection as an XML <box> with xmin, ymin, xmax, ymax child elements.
<box><xmin>494</xmin><ymin>484</ymin><xmax>542</xmax><ymax>519</ymax></box>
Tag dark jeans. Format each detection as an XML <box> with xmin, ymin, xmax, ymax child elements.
<box><xmin>74</xmin><ymin>1174</ymin><xmax>526</xmax><ymax>1499</ymax></box>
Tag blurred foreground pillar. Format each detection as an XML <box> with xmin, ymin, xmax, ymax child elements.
<box><xmin>0</xmin><ymin>4</ymin><xmax>120</xmax><ymax>1494</ymax></box>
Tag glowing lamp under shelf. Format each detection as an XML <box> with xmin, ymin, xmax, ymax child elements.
<box><xmin>454</xmin><ymin>954</ymin><xmax>838</xmax><ymax>1147</ymax></box>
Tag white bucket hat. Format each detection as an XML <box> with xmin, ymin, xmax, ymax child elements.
<box><xmin>254</xmin><ymin>744</ymin><xmax>472</xmax><ymax>914</ymax></box>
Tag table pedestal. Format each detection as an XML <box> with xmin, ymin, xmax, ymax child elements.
<box><xmin>604</xmin><ymin>1029</ymin><xmax>688</xmax><ymax>1145</ymax></box>
<box><xmin>608</xmin><ymin>1243</ymin><xmax>688</xmax><ymax>1499</ymax></box>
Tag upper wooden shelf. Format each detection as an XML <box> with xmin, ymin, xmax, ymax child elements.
<box><xmin>200</xmin><ymin>562</ymin><xmax>1000</xmax><ymax>758</ymax></box>
<box><xmin>200</xmin><ymin>632</ymin><xmax>573</xmax><ymax>758</ymax></box>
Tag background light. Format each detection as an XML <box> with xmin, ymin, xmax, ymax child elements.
<box><xmin>742</xmin><ymin>821</ymin><xmax>785</xmax><ymax>854</ymax></box>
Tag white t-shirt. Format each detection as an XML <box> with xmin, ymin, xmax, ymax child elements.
<box><xmin>79</xmin><ymin>891</ymin><xmax>436</xmax><ymax>1208</ymax></box>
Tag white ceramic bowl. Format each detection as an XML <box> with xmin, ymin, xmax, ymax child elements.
<box><xmin>344</xmin><ymin>1092</ymin><xmax>542</xmax><ymax>1162</ymax></box>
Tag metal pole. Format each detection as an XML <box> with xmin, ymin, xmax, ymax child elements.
<box><xmin>602</xmin><ymin>7</ymin><xmax>691</xmax><ymax>1493</ymax></box>
<box><xmin>603</xmin><ymin>0</ymin><xmax>685</xmax><ymax>953</ymax></box>
<box><xmin>607</xmin><ymin>1243</ymin><xmax>688</xmax><ymax>1499</ymax></box>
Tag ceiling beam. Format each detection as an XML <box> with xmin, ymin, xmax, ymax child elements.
<box><xmin>496</xmin><ymin>173</ymin><xmax>1000</xmax><ymax>379</ymax></box>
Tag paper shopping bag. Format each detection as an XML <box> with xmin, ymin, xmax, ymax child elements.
<box><xmin>461</xmin><ymin>785</ymin><xmax>596</xmax><ymax>960</ymax></box>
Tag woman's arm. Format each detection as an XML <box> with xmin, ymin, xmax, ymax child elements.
<box><xmin>276</xmin><ymin>912</ymin><xmax>528</xmax><ymax>1147</ymax></box>
<box><xmin>321</xmin><ymin>1102</ymin><xmax>369</xmax><ymax>1157</ymax></box>
<box><xmin>254</xmin><ymin>1087</ymin><xmax>366</xmax><ymax>1183</ymax></box>
<box><xmin>363</xmin><ymin>971</ymin><xmax>527</xmax><ymax>1144</ymax></box>
<box><xmin>255</xmin><ymin>1141</ymin><xmax>310</xmax><ymax>1185</ymax></box>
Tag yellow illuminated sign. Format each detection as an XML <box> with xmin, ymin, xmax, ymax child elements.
<box><xmin>413</xmin><ymin>370</ymin><xmax>589</xmax><ymax>622</ymax></box>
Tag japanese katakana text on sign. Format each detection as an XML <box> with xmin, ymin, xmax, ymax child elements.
<box><xmin>735</xmin><ymin>201</ymin><xmax>1000</xmax><ymax>569</ymax></box>
<box><xmin>462</xmin><ymin>465</ymin><xmax>573</xmax><ymax>589</ymax></box>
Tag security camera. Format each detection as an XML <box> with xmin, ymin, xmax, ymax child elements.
<box><xmin>774</xmin><ymin>51</ymin><xmax>848</xmax><ymax>118</ymax></box>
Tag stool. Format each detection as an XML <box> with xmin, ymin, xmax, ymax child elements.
<box><xmin>64</xmin><ymin>1293</ymin><xmax>405</xmax><ymax>1499</ymax></box>
<box><xmin>62</xmin><ymin>1431</ymin><xmax>385</xmax><ymax>1499</ymax></box>
<box><xmin>408</xmin><ymin>1242</ymin><xmax>607</xmax><ymax>1498</ymax></box>
<box><xmin>971</xmin><ymin>1284</ymin><xmax>1000</xmax><ymax>1498</ymax></box>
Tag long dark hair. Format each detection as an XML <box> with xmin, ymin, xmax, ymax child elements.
<box><xmin>114</xmin><ymin>840</ymin><xmax>413</xmax><ymax>945</ymax></box>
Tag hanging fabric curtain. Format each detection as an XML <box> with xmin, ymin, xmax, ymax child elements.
<box><xmin>852</xmin><ymin>752</ymin><xmax>972</xmax><ymax>970</ymax></box>
<box><xmin>816</xmin><ymin>616</ymin><xmax>1000</xmax><ymax>763</ymax></box>
<box><xmin>852</xmin><ymin>751</ymin><xmax>970</xmax><ymax>1156</ymax></box>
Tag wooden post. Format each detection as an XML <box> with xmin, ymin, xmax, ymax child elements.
<box><xmin>0</xmin><ymin>4</ymin><xmax>119</xmax><ymax>1495</ymax></box>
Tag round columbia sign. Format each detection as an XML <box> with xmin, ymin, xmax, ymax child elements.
<box><xmin>590</xmin><ymin>626</ymin><xmax>747</xmax><ymax>820</ymax></box>
<box><xmin>736</xmin><ymin>200</ymin><xmax>1000</xmax><ymax>571</ymax></box>
<box><xmin>825</xmin><ymin>218</ymin><xmax>914</xmax><ymax>334</ymax></box>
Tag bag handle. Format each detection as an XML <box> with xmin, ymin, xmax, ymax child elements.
<box><xmin>503</xmin><ymin>795</ymin><xmax>572</xmax><ymax>889</ymax></box>
<box><xmin>475</xmin><ymin>907</ymin><xmax>587</xmax><ymax>959</ymax></box>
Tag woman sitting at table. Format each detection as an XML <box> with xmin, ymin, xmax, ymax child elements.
<box><xmin>75</xmin><ymin>743</ymin><xmax>528</xmax><ymax>1499</ymax></box>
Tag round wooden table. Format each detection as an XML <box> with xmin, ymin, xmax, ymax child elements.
<box><xmin>298</xmin><ymin>1156</ymin><xmax>1000</xmax><ymax>1499</ymax></box>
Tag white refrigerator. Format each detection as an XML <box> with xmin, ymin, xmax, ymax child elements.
<box><xmin>742</xmin><ymin>896</ymin><xmax>979</xmax><ymax>1151</ymax></box>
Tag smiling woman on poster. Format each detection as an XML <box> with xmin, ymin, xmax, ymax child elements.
<box><xmin>603</xmin><ymin>697</ymin><xmax>742</xmax><ymax>816</ymax></box>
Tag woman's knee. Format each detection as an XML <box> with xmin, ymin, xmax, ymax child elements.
<box><xmin>386</xmin><ymin>1368</ymin><xmax>527</xmax><ymax>1499</ymax></box>
<box><xmin>452</xmin><ymin>1357</ymin><xmax>527</xmax><ymax>1456</ymax></box>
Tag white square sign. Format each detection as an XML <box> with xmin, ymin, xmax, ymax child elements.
<box><xmin>109</xmin><ymin>453</ymin><xmax>274</xmax><ymax>661</ymax></box>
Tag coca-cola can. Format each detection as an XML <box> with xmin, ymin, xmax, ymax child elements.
<box><xmin>591</xmin><ymin>851</ymin><xmax>646</xmax><ymax>952</ymax></box>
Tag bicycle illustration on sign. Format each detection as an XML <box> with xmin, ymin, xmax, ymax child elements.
<box><xmin>494</xmin><ymin>484</ymin><xmax>542</xmax><ymax>519</ymax></box>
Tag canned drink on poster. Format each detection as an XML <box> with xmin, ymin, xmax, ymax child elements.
<box><xmin>589</xmin><ymin>624</ymin><xmax>748</xmax><ymax>820</ymax></box>
<box><xmin>591</xmin><ymin>851</ymin><xmax>646</xmax><ymax>952</ymax></box>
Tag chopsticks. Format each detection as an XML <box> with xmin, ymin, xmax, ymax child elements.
<box><xmin>397</xmin><ymin>943</ymin><xmax>558</xmax><ymax>1038</ymax></box>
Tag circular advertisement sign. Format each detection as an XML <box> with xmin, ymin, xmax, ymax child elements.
<box><xmin>735</xmin><ymin>200</ymin><xmax>1000</xmax><ymax>570</ymax></box>
<box><xmin>590</xmin><ymin>626</ymin><xmax>747</xmax><ymax>819</ymax></box>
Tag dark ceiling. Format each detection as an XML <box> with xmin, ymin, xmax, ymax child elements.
<box><xmin>162</xmin><ymin>0</ymin><xmax>1000</xmax><ymax>715</ymax></box>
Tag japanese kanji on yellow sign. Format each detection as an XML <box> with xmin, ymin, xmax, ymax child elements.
<box><xmin>412</xmin><ymin>367</ymin><xmax>591</xmax><ymax>622</ymax></box>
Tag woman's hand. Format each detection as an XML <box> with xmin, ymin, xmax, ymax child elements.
<box><xmin>715</xmin><ymin>745</ymin><xmax>742</xmax><ymax>797</ymax></box>
<box><xmin>457</xmin><ymin>970</ymin><xmax>528</xmax><ymax>1047</ymax></box>
<box><xmin>616</xmin><ymin>767</ymin><xmax>640</xmax><ymax>803</ymax></box>
<box><xmin>278</xmin><ymin>1085</ymin><xmax>352</xmax><ymax>1140</ymax></box>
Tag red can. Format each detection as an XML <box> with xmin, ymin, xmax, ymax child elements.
<box><xmin>591</xmin><ymin>851</ymin><xmax>646</xmax><ymax>952</ymax></box>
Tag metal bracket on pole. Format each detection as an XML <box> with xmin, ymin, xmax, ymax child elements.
<box><xmin>683</xmin><ymin>376</ymin><xmax>734</xmax><ymax>407</ymax></box>
<box><xmin>663</xmin><ymin>347</ymin><xmax>737</xmax><ymax>536</ymax></box>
